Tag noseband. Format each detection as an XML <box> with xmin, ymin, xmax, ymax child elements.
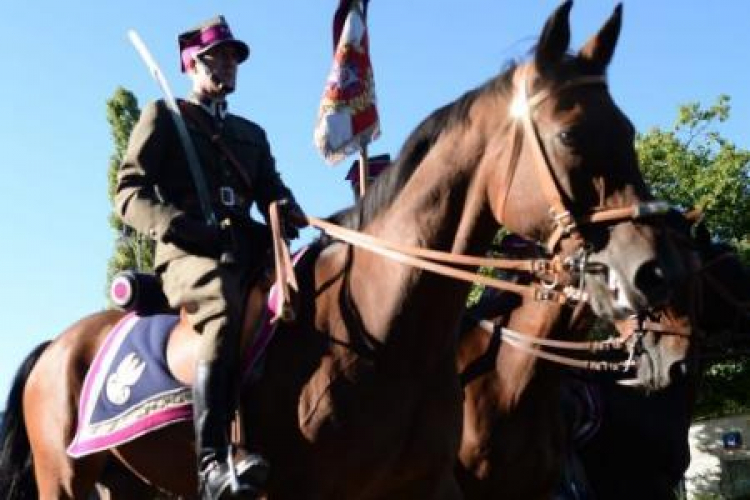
<box><xmin>499</xmin><ymin>66</ymin><xmax>669</xmax><ymax>253</ymax></box>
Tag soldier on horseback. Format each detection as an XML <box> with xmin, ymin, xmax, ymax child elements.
<box><xmin>116</xmin><ymin>15</ymin><xmax>305</xmax><ymax>499</ymax></box>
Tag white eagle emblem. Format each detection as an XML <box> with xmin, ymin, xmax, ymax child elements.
<box><xmin>106</xmin><ymin>352</ymin><xmax>146</xmax><ymax>405</ymax></box>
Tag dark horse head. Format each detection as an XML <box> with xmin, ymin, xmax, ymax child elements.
<box><xmin>479</xmin><ymin>1</ymin><xmax>685</xmax><ymax>320</ymax></box>
<box><xmin>579</xmin><ymin>222</ymin><xmax>750</xmax><ymax>500</ymax></box>
<box><xmin>627</xmin><ymin>210</ymin><xmax>750</xmax><ymax>390</ymax></box>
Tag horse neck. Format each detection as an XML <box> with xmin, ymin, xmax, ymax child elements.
<box><xmin>697</xmin><ymin>251</ymin><xmax>750</xmax><ymax>331</ymax></box>
<box><xmin>353</xmin><ymin>125</ymin><xmax>499</xmax><ymax>358</ymax></box>
<box><xmin>375</xmin><ymin>90</ymin><xmax>509</xmax><ymax>255</ymax></box>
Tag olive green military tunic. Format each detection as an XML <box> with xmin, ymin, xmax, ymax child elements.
<box><xmin>115</xmin><ymin>98</ymin><xmax>295</xmax><ymax>362</ymax></box>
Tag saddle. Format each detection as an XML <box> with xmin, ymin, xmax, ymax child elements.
<box><xmin>109</xmin><ymin>264</ymin><xmax>274</xmax><ymax>386</ymax></box>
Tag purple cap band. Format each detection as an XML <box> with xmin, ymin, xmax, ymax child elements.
<box><xmin>179</xmin><ymin>18</ymin><xmax>249</xmax><ymax>72</ymax></box>
<box><xmin>199</xmin><ymin>25</ymin><xmax>232</xmax><ymax>45</ymax></box>
<box><xmin>180</xmin><ymin>25</ymin><xmax>248</xmax><ymax>72</ymax></box>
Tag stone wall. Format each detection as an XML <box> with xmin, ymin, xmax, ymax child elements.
<box><xmin>686</xmin><ymin>414</ymin><xmax>750</xmax><ymax>499</ymax></box>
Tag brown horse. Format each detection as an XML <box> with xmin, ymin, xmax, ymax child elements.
<box><xmin>455</xmin><ymin>223</ymin><xmax>698</xmax><ymax>500</ymax></box>
<box><xmin>456</xmin><ymin>275</ymin><xmax>591</xmax><ymax>500</ymax></box>
<box><xmin>0</xmin><ymin>1</ymin><xmax>682</xmax><ymax>498</ymax></box>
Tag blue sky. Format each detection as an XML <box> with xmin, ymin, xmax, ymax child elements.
<box><xmin>0</xmin><ymin>0</ymin><xmax>748</xmax><ymax>400</ymax></box>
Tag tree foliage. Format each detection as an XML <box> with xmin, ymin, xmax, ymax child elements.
<box><xmin>637</xmin><ymin>95</ymin><xmax>750</xmax><ymax>262</ymax></box>
<box><xmin>105</xmin><ymin>87</ymin><xmax>153</xmax><ymax>295</ymax></box>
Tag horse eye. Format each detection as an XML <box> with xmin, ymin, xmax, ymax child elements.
<box><xmin>558</xmin><ymin>130</ymin><xmax>579</xmax><ymax>148</ymax></box>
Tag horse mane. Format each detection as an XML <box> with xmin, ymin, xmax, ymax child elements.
<box><xmin>324</xmin><ymin>51</ymin><xmax>601</xmax><ymax>237</ymax></box>
<box><xmin>327</xmin><ymin>61</ymin><xmax>519</xmax><ymax>233</ymax></box>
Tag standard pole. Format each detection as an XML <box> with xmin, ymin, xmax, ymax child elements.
<box><xmin>358</xmin><ymin>146</ymin><xmax>369</xmax><ymax>198</ymax></box>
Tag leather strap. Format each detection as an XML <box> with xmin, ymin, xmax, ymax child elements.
<box><xmin>269</xmin><ymin>201</ymin><xmax>298</xmax><ymax>323</ymax></box>
<box><xmin>307</xmin><ymin>216</ymin><xmax>575</xmax><ymax>304</ymax></box>
<box><xmin>178</xmin><ymin>100</ymin><xmax>254</xmax><ymax>192</ymax></box>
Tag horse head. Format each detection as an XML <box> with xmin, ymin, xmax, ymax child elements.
<box><xmin>475</xmin><ymin>1</ymin><xmax>685</xmax><ymax>321</ymax></box>
<box><xmin>616</xmin><ymin>210</ymin><xmax>749</xmax><ymax>390</ymax></box>
<box><xmin>615</xmin><ymin>210</ymin><xmax>699</xmax><ymax>389</ymax></box>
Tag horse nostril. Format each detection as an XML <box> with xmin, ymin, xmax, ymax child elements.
<box><xmin>634</xmin><ymin>260</ymin><xmax>670</xmax><ymax>304</ymax></box>
<box><xmin>669</xmin><ymin>360</ymin><xmax>692</xmax><ymax>383</ymax></box>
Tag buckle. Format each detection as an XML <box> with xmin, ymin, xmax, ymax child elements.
<box><xmin>533</xmin><ymin>287</ymin><xmax>560</xmax><ymax>302</ymax></box>
<box><xmin>634</xmin><ymin>201</ymin><xmax>671</xmax><ymax>219</ymax></box>
<box><xmin>548</xmin><ymin>208</ymin><xmax>577</xmax><ymax>237</ymax></box>
<box><xmin>219</xmin><ymin>186</ymin><xmax>236</xmax><ymax>207</ymax></box>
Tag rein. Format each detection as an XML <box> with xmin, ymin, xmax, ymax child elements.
<box><xmin>475</xmin><ymin>315</ymin><xmax>693</xmax><ymax>373</ymax></box>
<box><xmin>307</xmin><ymin>216</ymin><xmax>579</xmax><ymax>304</ymax></box>
<box><xmin>476</xmin><ymin>319</ymin><xmax>635</xmax><ymax>372</ymax></box>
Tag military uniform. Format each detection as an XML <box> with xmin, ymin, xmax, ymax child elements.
<box><xmin>117</xmin><ymin>15</ymin><xmax>305</xmax><ymax>497</ymax></box>
<box><xmin>116</xmin><ymin>32</ymin><xmax>300</xmax><ymax>495</ymax></box>
<box><xmin>117</xmin><ymin>96</ymin><xmax>294</xmax><ymax>356</ymax></box>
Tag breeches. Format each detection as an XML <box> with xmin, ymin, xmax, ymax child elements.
<box><xmin>160</xmin><ymin>254</ymin><xmax>253</xmax><ymax>365</ymax></box>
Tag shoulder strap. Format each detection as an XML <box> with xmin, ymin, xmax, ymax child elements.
<box><xmin>177</xmin><ymin>100</ymin><xmax>253</xmax><ymax>191</ymax></box>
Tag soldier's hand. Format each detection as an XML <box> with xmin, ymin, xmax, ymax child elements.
<box><xmin>163</xmin><ymin>214</ymin><xmax>222</xmax><ymax>258</ymax></box>
<box><xmin>278</xmin><ymin>198</ymin><xmax>307</xmax><ymax>240</ymax></box>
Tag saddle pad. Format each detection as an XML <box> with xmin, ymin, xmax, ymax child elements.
<box><xmin>67</xmin><ymin>313</ymin><xmax>190</xmax><ymax>458</ymax></box>
<box><xmin>67</xmin><ymin>248</ymin><xmax>308</xmax><ymax>458</ymax></box>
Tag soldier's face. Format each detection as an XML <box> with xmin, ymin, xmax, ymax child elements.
<box><xmin>191</xmin><ymin>44</ymin><xmax>239</xmax><ymax>97</ymax></box>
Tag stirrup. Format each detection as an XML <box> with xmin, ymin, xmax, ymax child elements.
<box><xmin>226</xmin><ymin>445</ymin><xmax>270</xmax><ymax>495</ymax></box>
<box><xmin>199</xmin><ymin>447</ymin><xmax>270</xmax><ymax>500</ymax></box>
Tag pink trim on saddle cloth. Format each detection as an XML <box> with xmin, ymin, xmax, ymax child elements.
<box><xmin>67</xmin><ymin>394</ymin><xmax>193</xmax><ymax>458</ymax></box>
<box><xmin>75</xmin><ymin>313</ymin><xmax>140</xmax><ymax>434</ymax></box>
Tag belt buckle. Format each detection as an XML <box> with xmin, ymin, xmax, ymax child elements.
<box><xmin>219</xmin><ymin>186</ymin><xmax>236</xmax><ymax>207</ymax></box>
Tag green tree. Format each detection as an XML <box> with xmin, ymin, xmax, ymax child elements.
<box><xmin>637</xmin><ymin>95</ymin><xmax>750</xmax><ymax>262</ymax></box>
<box><xmin>105</xmin><ymin>87</ymin><xmax>153</xmax><ymax>296</ymax></box>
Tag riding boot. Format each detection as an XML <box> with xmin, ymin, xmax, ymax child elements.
<box><xmin>193</xmin><ymin>360</ymin><xmax>270</xmax><ymax>500</ymax></box>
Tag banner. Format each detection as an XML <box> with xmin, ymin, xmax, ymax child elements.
<box><xmin>314</xmin><ymin>0</ymin><xmax>380</xmax><ymax>165</ymax></box>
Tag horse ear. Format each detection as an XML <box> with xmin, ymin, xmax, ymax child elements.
<box><xmin>578</xmin><ymin>3</ymin><xmax>623</xmax><ymax>72</ymax></box>
<box><xmin>535</xmin><ymin>0</ymin><xmax>573</xmax><ymax>71</ymax></box>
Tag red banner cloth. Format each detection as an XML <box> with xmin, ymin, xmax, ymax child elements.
<box><xmin>314</xmin><ymin>0</ymin><xmax>380</xmax><ymax>165</ymax></box>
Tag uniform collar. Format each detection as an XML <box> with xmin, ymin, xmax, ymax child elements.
<box><xmin>188</xmin><ymin>93</ymin><xmax>229</xmax><ymax>121</ymax></box>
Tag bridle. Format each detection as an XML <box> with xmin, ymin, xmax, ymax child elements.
<box><xmin>501</xmin><ymin>64</ymin><xmax>669</xmax><ymax>254</ymax></box>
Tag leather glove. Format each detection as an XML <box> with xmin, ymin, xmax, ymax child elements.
<box><xmin>278</xmin><ymin>198</ymin><xmax>307</xmax><ymax>240</ymax></box>
<box><xmin>163</xmin><ymin>214</ymin><xmax>222</xmax><ymax>258</ymax></box>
